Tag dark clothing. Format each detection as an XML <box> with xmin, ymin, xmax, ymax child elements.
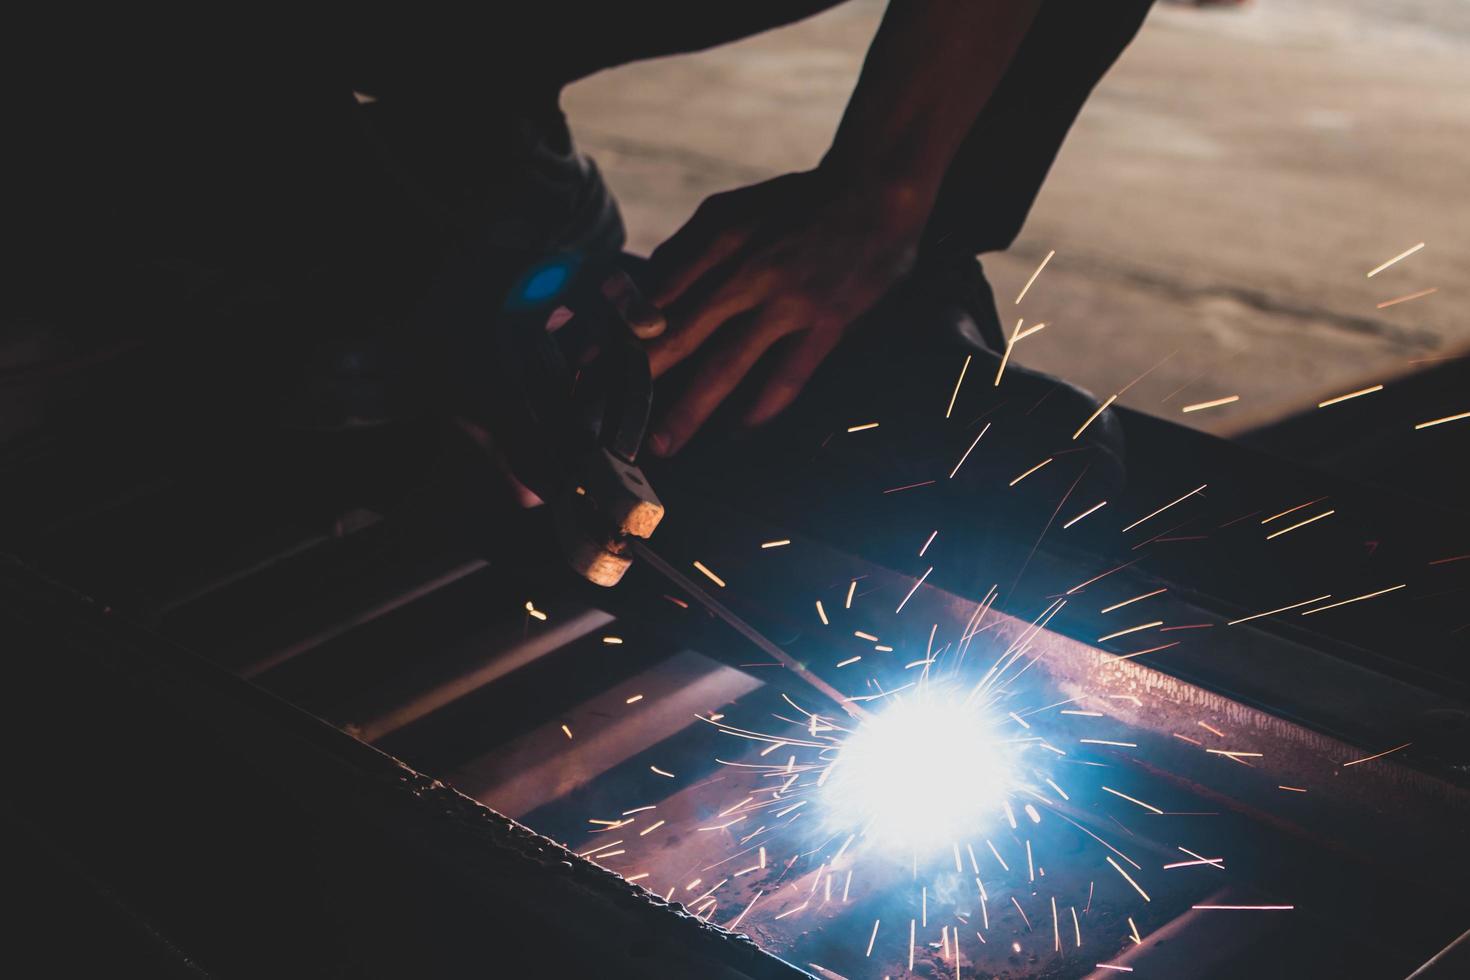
<box><xmin>5</xmin><ymin>2</ymin><xmax>1152</xmax><ymax>435</ymax></box>
<box><xmin>337</xmin><ymin>0</ymin><xmax>1154</xmax><ymax>256</ymax></box>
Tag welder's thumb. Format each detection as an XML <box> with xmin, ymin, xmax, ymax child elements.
<box><xmin>601</xmin><ymin>267</ymin><xmax>666</xmax><ymax>340</ymax></box>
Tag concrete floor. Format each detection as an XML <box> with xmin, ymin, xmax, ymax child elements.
<box><xmin>564</xmin><ymin>0</ymin><xmax>1468</xmax><ymax>435</ymax></box>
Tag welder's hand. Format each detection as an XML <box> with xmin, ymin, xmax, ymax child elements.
<box><xmin>644</xmin><ymin>170</ymin><xmax>926</xmax><ymax>456</ymax></box>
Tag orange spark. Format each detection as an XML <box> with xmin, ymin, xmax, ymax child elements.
<box><xmin>1300</xmin><ymin>584</ymin><xmax>1406</xmax><ymax>615</ymax></box>
<box><xmin>1377</xmin><ymin>286</ymin><xmax>1437</xmax><ymax>308</ymax></box>
<box><xmin>1105</xmin><ymin>856</ymin><xmax>1151</xmax><ymax>902</ymax></box>
<box><xmin>1110</xmin><ymin>640</ymin><xmax>1181</xmax><ymax>661</ymax></box>
<box><xmin>1182</xmin><ymin>395</ymin><xmax>1240</xmax><ymax>413</ymax></box>
<box><xmin>1097</xmin><ymin>621</ymin><xmax>1163</xmax><ymax>643</ymax></box>
<box><xmin>1015</xmin><ymin>249</ymin><xmax>1055</xmax><ymax>304</ymax></box>
<box><xmin>1121</xmin><ymin>484</ymin><xmax>1207</xmax><ymax>533</ymax></box>
<box><xmin>728</xmin><ymin>891</ymin><xmax>762</xmax><ymax>930</ymax></box>
<box><xmin>945</xmin><ymin>355</ymin><xmax>972</xmax><ymax>419</ymax></box>
<box><xmin>1341</xmin><ymin>742</ymin><xmax>1411</xmax><ymax>767</ymax></box>
<box><xmin>1010</xmin><ymin>457</ymin><xmax>1053</xmax><ymax>486</ymax></box>
<box><xmin>1064</xmin><ymin>500</ymin><xmax>1108</xmax><ymax>529</ymax></box>
<box><xmin>1102</xmin><ymin>588</ymin><xmax>1166</xmax><ymax>613</ymax></box>
<box><xmin>1265</xmin><ymin>509</ymin><xmax>1335</xmax><ymax>540</ymax></box>
<box><xmin>1101</xmin><ymin>785</ymin><xmax>1163</xmax><ymax>814</ymax></box>
<box><xmin>1227</xmin><ymin>593</ymin><xmax>1333</xmax><ymax>625</ymax></box>
<box><xmin>994</xmin><ymin>318</ymin><xmax>1025</xmax><ymax>386</ymax></box>
<box><xmin>1072</xmin><ymin>394</ymin><xmax>1118</xmax><ymax>440</ymax></box>
<box><xmin>692</xmin><ymin>560</ymin><xmax>726</xmax><ymax>587</ymax></box>
<box><xmin>1415</xmin><ymin>410</ymin><xmax>1470</xmax><ymax>430</ymax></box>
<box><xmin>1366</xmin><ymin>241</ymin><xmax>1424</xmax><ymax>277</ymax></box>
<box><xmin>896</xmin><ymin>566</ymin><xmax>933</xmax><ymax>612</ymax></box>
<box><xmin>949</xmin><ymin>422</ymin><xmax>991</xmax><ymax>479</ymax></box>
<box><xmin>1318</xmin><ymin>384</ymin><xmax>1383</xmax><ymax>408</ymax></box>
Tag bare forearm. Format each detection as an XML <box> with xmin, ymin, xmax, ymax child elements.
<box><xmin>823</xmin><ymin>0</ymin><xmax>1042</xmax><ymax>225</ymax></box>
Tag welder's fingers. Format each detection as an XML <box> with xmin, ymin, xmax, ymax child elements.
<box><xmin>648</xmin><ymin>314</ymin><xmax>786</xmax><ymax>456</ymax></box>
<box><xmin>647</xmin><ymin>195</ymin><xmax>756</xmax><ymax>310</ymax></box>
<box><xmin>600</xmin><ymin>267</ymin><xmax>666</xmax><ymax>340</ymax></box>
<box><xmin>743</xmin><ymin>325</ymin><xmax>844</xmax><ymax>428</ymax></box>
<box><xmin>646</xmin><ymin>275</ymin><xmax>760</xmax><ymax>379</ymax></box>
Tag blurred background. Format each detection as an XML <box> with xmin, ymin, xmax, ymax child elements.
<box><xmin>564</xmin><ymin>0</ymin><xmax>1467</xmax><ymax>436</ymax></box>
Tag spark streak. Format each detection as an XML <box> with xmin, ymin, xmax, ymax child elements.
<box><xmin>1227</xmin><ymin>594</ymin><xmax>1333</xmax><ymax>625</ymax></box>
<box><xmin>895</xmin><ymin>567</ymin><xmax>933</xmax><ymax>613</ymax></box>
<box><xmin>1414</xmin><ymin>410</ymin><xmax>1470</xmax><ymax>430</ymax></box>
<box><xmin>1010</xmin><ymin>457</ymin><xmax>1053</xmax><ymax>486</ymax></box>
<box><xmin>1341</xmin><ymin>742</ymin><xmax>1411</xmax><ymax>767</ymax></box>
<box><xmin>1101</xmin><ymin>785</ymin><xmax>1164</xmax><ymax>814</ymax></box>
<box><xmin>1318</xmin><ymin>384</ymin><xmax>1383</xmax><ymax>408</ymax></box>
<box><xmin>1376</xmin><ymin>287</ymin><xmax>1437</xmax><ymax>308</ymax></box>
<box><xmin>1097</xmin><ymin>621</ymin><xmax>1163</xmax><ymax>643</ymax></box>
<box><xmin>1064</xmin><ymin>500</ymin><xmax>1108</xmax><ymax>529</ymax></box>
<box><xmin>692</xmin><ymin>561</ymin><xmax>726</xmax><ymax>587</ymax></box>
<box><xmin>846</xmin><ymin>422</ymin><xmax>880</xmax><ymax>433</ymax></box>
<box><xmin>1121</xmin><ymin>485</ymin><xmax>1207</xmax><ymax>533</ymax></box>
<box><xmin>1366</xmin><ymin>241</ymin><xmax>1424</xmax><ymax>277</ymax></box>
<box><xmin>1264</xmin><ymin>509</ymin><xmax>1335</xmax><ymax>540</ymax></box>
<box><xmin>1181</xmin><ymin>395</ymin><xmax>1240</xmax><ymax>413</ymax></box>
<box><xmin>728</xmin><ymin>891</ymin><xmax>763</xmax><ymax>930</ymax></box>
<box><xmin>1106</xmin><ymin>856</ymin><xmax>1151</xmax><ymax>902</ymax></box>
<box><xmin>1300</xmin><ymin>584</ymin><xmax>1406</xmax><ymax>615</ymax></box>
<box><xmin>949</xmin><ymin>423</ymin><xmax>991</xmax><ymax>479</ymax></box>
<box><xmin>945</xmin><ymin>355</ymin><xmax>971</xmax><ymax>419</ymax></box>
<box><xmin>1015</xmin><ymin>249</ymin><xmax>1055</xmax><ymax>304</ymax></box>
<box><xmin>1102</xmin><ymin>588</ymin><xmax>1166</xmax><ymax>613</ymax></box>
<box><xmin>994</xmin><ymin>318</ymin><xmax>1025</xmax><ymax>386</ymax></box>
<box><xmin>1072</xmin><ymin>394</ymin><xmax>1117</xmax><ymax>440</ymax></box>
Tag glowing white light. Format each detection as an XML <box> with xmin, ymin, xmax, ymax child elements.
<box><xmin>821</xmin><ymin>689</ymin><xmax>1015</xmax><ymax>851</ymax></box>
